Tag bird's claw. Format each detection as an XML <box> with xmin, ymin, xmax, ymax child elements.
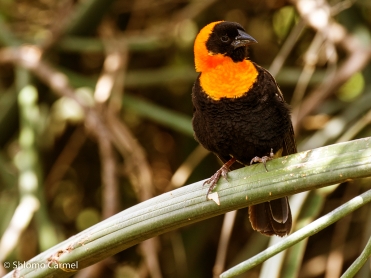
<box><xmin>250</xmin><ymin>148</ymin><xmax>274</xmax><ymax>172</ymax></box>
<box><xmin>204</xmin><ymin>157</ymin><xmax>236</xmax><ymax>199</ymax></box>
<box><xmin>204</xmin><ymin>164</ymin><xmax>229</xmax><ymax>197</ymax></box>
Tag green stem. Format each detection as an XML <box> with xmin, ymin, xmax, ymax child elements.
<box><xmin>58</xmin><ymin>36</ymin><xmax>169</xmax><ymax>52</ymax></box>
<box><xmin>123</xmin><ymin>94</ymin><xmax>193</xmax><ymax>136</ymax></box>
<box><xmin>280</xmin><ymin>191</ymin><xmax>325</xmax><ymax>278</ymax></box>
<box><xmin>0</xmin><ymin>14</ymin><xmax>22</xmax><ymax>46</ymax></box>
<box><xmin>221</xmin><ymin>189</ymin><xmax>371</xmax><ymax>278</ymax></box>
<box><xmin>3</xmin><ymin>137</ymin><xmax>371</xmax><ymax>278</ymax></box>
<box><xmin>341</xmin><ymin>234</ymin><xmax>371</xmax><ymax>278</ymax></box>
<box><xmin>65</xmin><ymin>0</ymin><xmax>116</xmax><ymax>36</ymax></box>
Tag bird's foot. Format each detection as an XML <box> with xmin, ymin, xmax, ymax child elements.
<box><xmin>250</xmin><ymin>148</ymin><xmax>274</xmax><ymax>171</ymax></box>
<box><xmin>204</xmin><ymin>157</ymin><xmax>236</xmax><ymax>199</ymax></box>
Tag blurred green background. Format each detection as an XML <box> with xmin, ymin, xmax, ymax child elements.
<box><xmin>0</xmin><ymin>0</ymin><xmax>371</xmax><ymax>277</ymax></box>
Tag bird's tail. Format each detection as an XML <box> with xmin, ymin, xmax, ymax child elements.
<box><xmin>248</xmin><ymin>197</ymin><xmax>292</xmax><ymax>237</ymax></box>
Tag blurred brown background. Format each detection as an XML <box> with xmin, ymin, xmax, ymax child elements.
<box><xmin>0</xmin><ymin>0</ymin><xmax>371</xmax><ymax>277</ymax></box>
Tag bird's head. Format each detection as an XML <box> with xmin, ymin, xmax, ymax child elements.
<box><xmin>194</xmin><ymin>21</ymin><xmax>257</xmax><ymax>72</ymax></box>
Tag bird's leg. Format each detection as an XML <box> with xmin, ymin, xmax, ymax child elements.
<box><xmin>204</xmin><ymin>157</ymin><xmax>236</xmax><ymax>198</ymax></box>
<box><xmin>250</xmin><ymin>148</ymin><xmax>274</xmax><ymax>171</ymax></box>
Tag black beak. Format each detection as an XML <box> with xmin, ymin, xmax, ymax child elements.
<box><xmin>231</xmin><ymin>29</ymin><xmax>258</xmax><ymax>49</ymax></box>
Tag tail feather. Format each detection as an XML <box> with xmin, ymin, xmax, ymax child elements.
<box><xmin>269</xmin><ymin>197</ymin><xmax>290</xmax><ymax>223</ymax></box>
<box><xmin>249</xmin><ymin>197</ymin><xmax>292</xmax><ymax>237</ymax></box>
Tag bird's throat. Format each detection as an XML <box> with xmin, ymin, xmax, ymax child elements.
<box><xmin>199</xmin><ymin>58</ymin><xmax>258</xmax><ymax>100</ymax></box>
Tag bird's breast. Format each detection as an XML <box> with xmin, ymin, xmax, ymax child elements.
<box><xmin>199</xmin><ymin>59</ymin><xmax>258</xmax><ymax>100</ymax></box>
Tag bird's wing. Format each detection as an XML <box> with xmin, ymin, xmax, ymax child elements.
<box><xmin>258</xmin><ymin>65</ymin><xmax>297</xmax><ymax>156</ymax></box>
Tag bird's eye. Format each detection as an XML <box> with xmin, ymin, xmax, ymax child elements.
<box><xmin>220</xmin><ymin>35</ymin><xmax>229</xmax><ymax>42</ymax></box>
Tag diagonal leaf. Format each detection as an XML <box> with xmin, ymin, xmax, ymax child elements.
<box><xmin>3</xmin><ymin>137</ymin><xmax>371</xmax><ymax>278</ymax></box>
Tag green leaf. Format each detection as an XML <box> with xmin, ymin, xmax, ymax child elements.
<box><xmin>337</xmin><ymin>72</ymin><xmax>365</xmax><ymax>102</ymax></box>
<box><xmin>3</xmin><ymin>137</ymin><xmax>371</xmax><ymax>278</ymax></box>
<box><xmin>273</xmin><ymin>6</ymin><xmax>296</xmax><ymax>41</ymax></box>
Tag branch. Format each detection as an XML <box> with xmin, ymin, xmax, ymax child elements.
<box><xmin>220</xmin><ymin>188</ymin><xmax>371</xmax><ymax>278</ymax></box>
<box><xmin>3</xmin><ymin>137</ymin><xmax>371</xmax><ymax>278</ymax></box>
<box><xmin>341</xmin><ymin>228</ymin><xmax>371</xmax><ymax>277</ymax></box>
<box><xmin>290</xmin><ymin>0</ymin><xmax>371</xmax><ymax>131</ymax></box>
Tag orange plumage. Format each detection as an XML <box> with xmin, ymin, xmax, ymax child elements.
<box><xmin>194</xmin><ymin>21</ymin><xmax>258</xmax><ymax>100</ymax></box>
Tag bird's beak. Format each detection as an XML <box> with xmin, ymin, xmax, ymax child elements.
<box><xmin>231</xmin><ymin>29</ymin><xmax>258</xmax><ymax>49</ymax></box>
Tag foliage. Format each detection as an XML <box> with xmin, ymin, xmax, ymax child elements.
<box><xmin>0</xmin><ymin>0</ymin><xmax>371</xmax><ymax>277</ymax></box>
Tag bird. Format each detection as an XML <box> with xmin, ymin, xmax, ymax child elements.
<box><xmin>191</xmin><ymin>21</ymin><xmax>297</xmax><ymax>236</ymax></box>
